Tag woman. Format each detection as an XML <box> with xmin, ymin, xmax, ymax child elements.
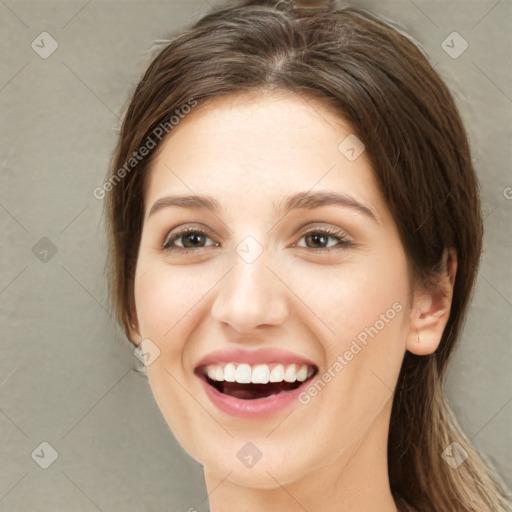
<box><xmin>103</xmin><ymin>1</ymin><xmax>511</xmax><ymax>510</ymax></box>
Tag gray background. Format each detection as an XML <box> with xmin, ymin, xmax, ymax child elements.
<box><xmin>1</xmin><ymin>0</ymin><xmax>510</xmax><ymax>510</ymax></box>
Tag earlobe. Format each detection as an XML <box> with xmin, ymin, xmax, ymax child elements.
<box><xmin>127</xmin><ymin>317</ymin><xmax>142</xmax><ymax>347</ymax></box>
<box><xmin>407</xmin><ymin>248</ymin><xmax>457</xmax><ymax>356</ymax></box>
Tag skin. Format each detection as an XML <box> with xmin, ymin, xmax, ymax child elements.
<box><xmin>130</xmin><ymin>91</ymin><xmax>457</xmax><ymax>512</ymax></box>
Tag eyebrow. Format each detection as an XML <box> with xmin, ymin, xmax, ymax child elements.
<box><xmin>147</xmin><ymin>191</ymin><xmax>378</xmax><ymax>222</ymax></box>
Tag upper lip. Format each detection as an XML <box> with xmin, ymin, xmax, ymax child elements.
<box><xmin>194</xmin><ymin>348</ymin><xmax>318</xmax><ymax>370</ymax></box>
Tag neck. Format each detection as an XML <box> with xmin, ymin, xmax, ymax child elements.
<box><xmin>204</xmin><ymin>402</ymin><xmax>398</xmax><ymax>512</ymax></box>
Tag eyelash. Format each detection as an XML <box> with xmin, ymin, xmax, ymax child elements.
<box><xmin>162</xmin><ymin>225</ymin><xmax>354</xmax><ymax>254</ymax></box>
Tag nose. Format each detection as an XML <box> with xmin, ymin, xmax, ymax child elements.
<box><xmin>210</xmin><ymin>251</ymin><xmax>289</xmax><ymax>333</ymax></box>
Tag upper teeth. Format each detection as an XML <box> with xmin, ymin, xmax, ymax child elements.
<box><xmin>204</xmin><ymin>363</ymin><xmax>314</xmax><ymax>384</ymax></box>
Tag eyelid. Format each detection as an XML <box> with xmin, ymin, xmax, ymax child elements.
<box><xmin>296</xmin><ymin>222</ymin><xmax>351</xmax><ymax>239</ymax></box>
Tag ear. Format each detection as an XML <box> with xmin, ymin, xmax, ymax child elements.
<box><xmin>407</xmin><ymin>248</ymin><xmax>457</xmax><ymax>356</ymax></box>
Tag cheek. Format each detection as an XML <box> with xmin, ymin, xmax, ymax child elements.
<box><xmin>289</xmin><ymin>252</ymin><xmax>409</xmax><ymax>349</ymax></box>
<box><xmin>302</xmin><ymin>250</ymin><xmax>410</xmax><ymax>408</ymax></box>
<box><xmin>133</xmin><ymin>262</ymin><xmax>206</xmax><ymax>443</ymax></box>
<box><xmin>134</xmin><ymin>262</ymin><xmax>207</xmax><ymax>340</ymax></box>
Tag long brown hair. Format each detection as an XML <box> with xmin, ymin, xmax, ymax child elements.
<box><xmin>103</xmin><ymin>1</ymin><xmax>511</xmax><ymax>509</ymax></box>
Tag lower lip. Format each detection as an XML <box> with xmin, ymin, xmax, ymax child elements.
<box><xmin>199</xmin><ymin>376</ymin><xmax>312</xmax><ymax>418</ymax></box>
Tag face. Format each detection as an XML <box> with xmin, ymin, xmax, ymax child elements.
<box><xmin>133</xmin><ymin>92</ymin><xmax>414</xmax><ymax>488</ymax></box>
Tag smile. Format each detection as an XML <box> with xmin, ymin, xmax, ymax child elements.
<box><xmin>194</xmin><ymin>348</ymin><xmax>319</xmax><ymax>417</ymax></box>
<box><xmin>198</xmin><ymin>362</ymin><xmax>317</xmax><ymax>400</ymax></box>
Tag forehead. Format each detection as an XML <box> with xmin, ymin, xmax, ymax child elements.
<box><xmin>144</xmin><ymin>91</ymin><xmax>384</xmax><ymax>220</ymax></box>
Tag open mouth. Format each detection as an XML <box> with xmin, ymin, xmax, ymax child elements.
<box><xmin>196</xmin><ymin>363</ymin><xmax>318</xmax><ymax>400</ymax></box>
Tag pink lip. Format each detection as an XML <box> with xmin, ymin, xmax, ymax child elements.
<box><xmin>198</xmin><ymin>373</ymin><xmax>315</xmax><ymax>418</ymax></box>
<box><xmin>194</xmin><ymin>348</ymin><xmax>318</xmax><ymax>418</ymax></box>
<box><xmin>195</xmin><ymin>347</ymin><xmax>317</xmax><ymax>369</ymax></box>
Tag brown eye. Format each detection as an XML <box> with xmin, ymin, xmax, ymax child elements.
<box><xmin>304</xmin><ymin>232</ymin><xmax>332</xmax><ymax>249</ymax></box>
<box><xmin>297</xmin><ymin>227</ymin><xmax>353</xmax><ymax>250</ymax></box>
<box><xmin>163</xmin><ymin>228</ymin><xmax>218</xmax><ymax>252</ymax></box>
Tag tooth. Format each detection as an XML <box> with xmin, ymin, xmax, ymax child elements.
<box><xmin>206</xmin><ymin>362</ymin><xmax>314</xmax><ymax>384</ymax></box>
<box><xmin>224</xmin><ymin>363</ymin><xmax>236</xmax><ymax>382</ymax></box>
<box><xmin>269</xmin><ymin>364</ymin><xmax>284</xmax><ymax>382</ymax></box>
<box><xmin>235</xmin><ymin>363</ymin><xmax>252</xmax><ymax>384</ymax></box>
<box><xmin>251</xmin><ymin>364</ymin><xmax>270</xmax><ymax>384</ymax></box>
<box><xmin>215</xmin><ymin>366</ymin><xmax>225</xmax><ymax>382</ymax></box>
<box><xmin>284</xmin><ymin>364</ymin><xmax>297</xmax><ymax>382</ymax></box>
<box><xmin>296</xmin><ymin>364</ymin><xmax>308</xmax><ymax>382</ymax></box>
